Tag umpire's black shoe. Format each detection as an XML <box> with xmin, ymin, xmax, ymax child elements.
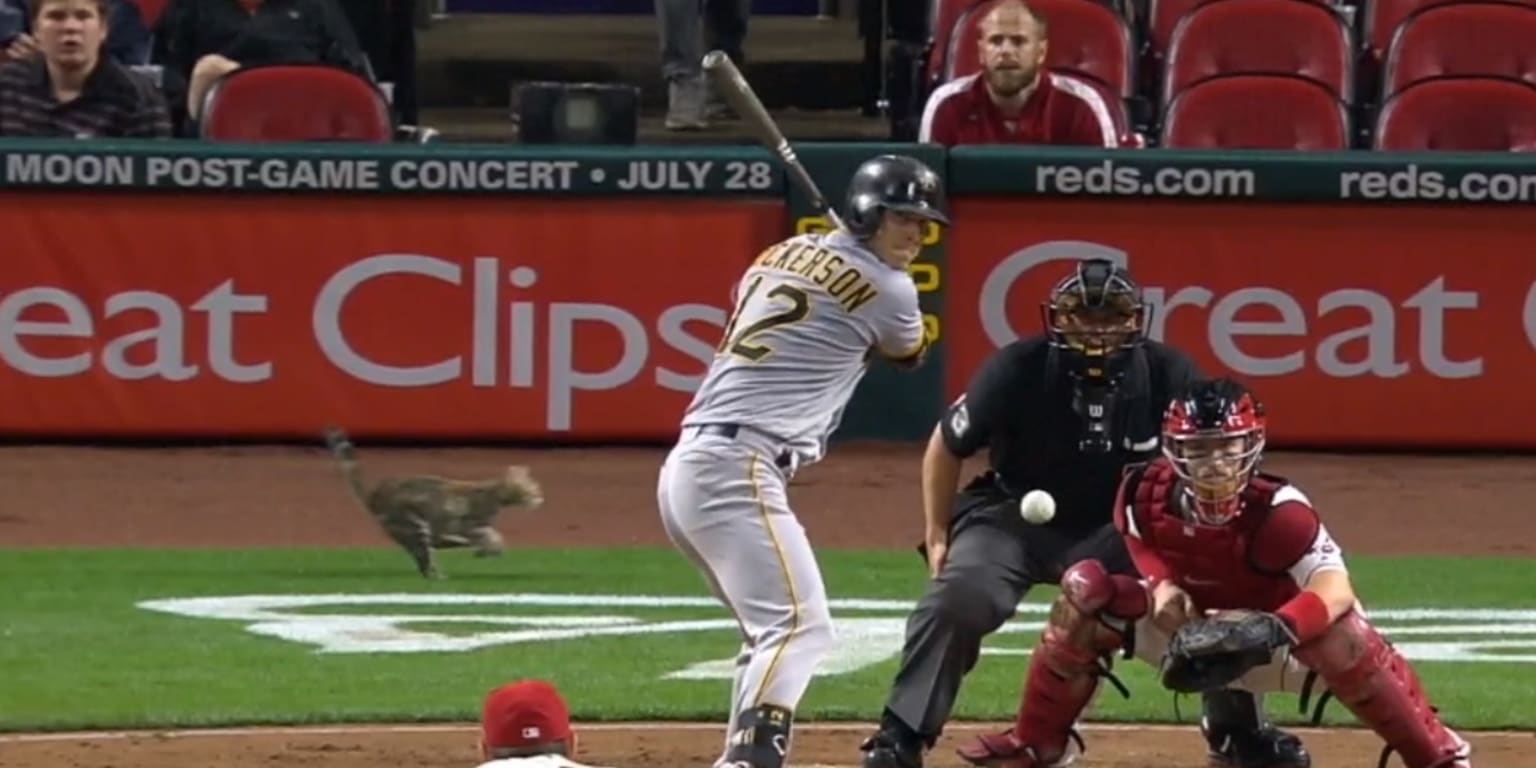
<box><xmin>1205</xmin><ymin>723</ymin><xmax>1312</xmax><ymax>768</ymax></box>
<box><xmin>860</xmin><ymin>727</ymin><xmax>924</xmax><ymax>768</ymax></box>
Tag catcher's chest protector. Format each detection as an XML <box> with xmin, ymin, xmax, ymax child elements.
<box><xmin>1129</xmin><ymin>462</ymin><xmax>1302</xmax><ymax>612</ymax></box>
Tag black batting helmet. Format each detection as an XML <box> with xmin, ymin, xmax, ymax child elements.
<box><xmin>842</xmin><ymin>154</ymin><xmax>950</xmax><ymax>238</ymax></box>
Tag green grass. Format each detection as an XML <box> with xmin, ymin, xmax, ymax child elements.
<box><xmin>1</xmin><ymin>547</ymin><xmax>1534</xmax><ymax>732</ymax></box>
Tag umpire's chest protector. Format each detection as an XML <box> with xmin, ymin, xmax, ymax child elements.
<box><xmin>999</xmin><ymin>346</ymin><xmax>1165</xmax><ymax>510</ymax></box>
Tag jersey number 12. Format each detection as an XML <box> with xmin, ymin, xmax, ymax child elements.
<box><xmin>719</xmin><ymin>274</ymin><xmax>811</xmax><ymax>362</ymax></box>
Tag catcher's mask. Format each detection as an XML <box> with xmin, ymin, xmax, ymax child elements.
<box><xmin>1162</xmin><ymin>378</ymin><xmax>1267</xmax><ymax>526</ymax></box>
<box><xmin>1041</xmin><ymin>258</ymin><xmax>1148</xmax><ymax>382</ymax></box>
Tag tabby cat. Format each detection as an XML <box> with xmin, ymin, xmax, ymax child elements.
<box><xmin>324</xmin><ymin>427</ymin><xmax>543</xmax><ymax>578</ymax></box>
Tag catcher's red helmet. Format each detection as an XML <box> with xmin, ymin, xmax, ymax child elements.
<box><xmin>1161</xmin><ymin>378</ymin><xmax>1267</xmax><ymax>525</ymax></box>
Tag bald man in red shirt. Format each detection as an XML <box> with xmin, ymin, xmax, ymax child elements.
<box><xmin>920</xmin><ymin>0</ymin><xmax>1122</xmax><ymax>147</ymax></box>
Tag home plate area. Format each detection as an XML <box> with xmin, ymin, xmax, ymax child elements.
<box><xmin>1</xmin><ymin>722</ymin><xmax>1530</xmax><ymax>768</ymax></box>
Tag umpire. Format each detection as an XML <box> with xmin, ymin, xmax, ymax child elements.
<box><xmin>859</xmin><ymin>258</ymin><xmax>1310</xmax><ymax>768</ymax></box>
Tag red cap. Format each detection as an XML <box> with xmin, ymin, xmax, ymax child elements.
<box><xmin>481</xmin><ymin>680</ymin><xmax>573</xmax><ymax>750</ymax></box>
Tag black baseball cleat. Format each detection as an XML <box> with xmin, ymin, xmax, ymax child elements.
<box><xmin>1204</xmin><ymin>723</ymin><xmax>1312</xmax><ymax>768</ymax></box>
<box><xmin>860</xmin><ymin>728</ymin><xmax>925</xmax><ymax>768</ymax></box>
<box><xmin>722</xmin><ymin>704</ymin><xmax>794</xmax><ymax>768</ymax></box>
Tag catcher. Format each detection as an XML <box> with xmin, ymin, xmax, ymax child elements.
<box><xmin>964</xmin><ymin>378</ymin><xmax>1472</xmax><ymax>768</ymax></box>
<box><xmin>325</xmin><ymin>427</ymin><xmax>543</xmax><ymax>578</ymax></box>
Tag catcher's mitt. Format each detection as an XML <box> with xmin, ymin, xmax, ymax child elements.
<box><xmin>1159</xmin><ymin>610</ymin><xmax>1297</xmax><ymax>693</ymax></box>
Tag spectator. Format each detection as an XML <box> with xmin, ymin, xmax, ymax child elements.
<box><xmin>1</xmin><ymin>0</ymin><xmax>153</xmax><ymax>66</ymax></box>
<box><xmin>919</xmin><ymin>0</ymin><xmax>1120</xmax><ymax>147</ymax></box>
<box><xmin>152</xmin><ymin>0</ymin><xmax>368</xmax><ymax>124</ymax></box>
<box><xmin>1</xmin><ymin>0</ymin><xmax>28</xmax><ymax>52</ymax></box>
<box><xmin>0</xmin><ymin>0</ymin><xmax>170</xmax><ymax>137</ymax></box>
<box><xmin>475</xmin><ymin>680</ymin><xmax>613</xmax><ymax>768</ymax></box>
<box><xmin>104</xmin><ymin>0</ymin><xmax>148</xmax><ymax>64</ymax></box>
<box><xmin>654</xmin><ymin>0</ymin><xmax>748</xmax><ymax>130</ymax></box>
<box><xmin>335</xmin><ymin>0</ymin><xmax>416</xmax><ymax>125</ymax></box>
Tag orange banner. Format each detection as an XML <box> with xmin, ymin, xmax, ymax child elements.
<box><xmin>945</xmin><ymin>198</ymin><xmax>1536</xmax><ymax>449</ymax></box>
<box><xmin>0</xmin><ymin>193</ymin><xmax>781</xmax><ymax>440</ymax></box>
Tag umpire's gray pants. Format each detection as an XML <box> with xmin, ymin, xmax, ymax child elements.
<box><xmin>655</xmin><ymin>0</ymin><xmax>750</xmax><ymax>80</ymax></box>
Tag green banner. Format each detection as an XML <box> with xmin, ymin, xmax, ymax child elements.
<box><xmin>7</xmin><ymin>138</ymin><xmax>1536</xmax><ymax>204</ymax></box>
<box><xmin>784</xmin><ymin>143</ymin><xmax>951</xmax><ymax>443</ymax></box>
<box><xmin>950</xmin><ymin>146</ymin><xmax>1536</xmax><ymax>204</ymax></box>
<box><xmin>0</xmin><ymin>140</ymin><xmax>784</xmax><ymax>196</ymax></box>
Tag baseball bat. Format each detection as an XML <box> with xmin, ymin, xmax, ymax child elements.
<box><xmin>701</xmin><ymin>50</ymin><xmax>846</xmax><ymax>231</ymax></box>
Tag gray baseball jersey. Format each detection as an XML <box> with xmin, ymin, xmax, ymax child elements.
<box><xmin>681</xmin><ymin>229</ymin><xmax>928</xmax><ymax>465</ymax></box>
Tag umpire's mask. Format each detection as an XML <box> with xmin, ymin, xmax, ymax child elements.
<box><xmin>1042</xmin><ymin>258</ymin><xmax>1149</xmax><ymax>453</ymax></box>
<box><xmin>1041</xmin><ymin>258</ymin><xmax>1149</xmax><ymax>382</ymax></box>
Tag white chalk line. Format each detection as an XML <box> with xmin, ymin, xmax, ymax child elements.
<box><xmin>2</xmin><ymin>721</ymin><xmax>1531</xmax><ymax>744</ymax></box>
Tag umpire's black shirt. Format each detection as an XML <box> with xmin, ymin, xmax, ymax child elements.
<box><xmin>939</xmin><ymin>336</ymin><xmax>1201</xmax><ymax>532</ymax></box>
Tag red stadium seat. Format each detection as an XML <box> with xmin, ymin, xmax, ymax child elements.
<box><xmin>1161</xmin><ymin>74</ymin><xmax>1351</xmax><ymax>149</ymax></box>
<box><xmin>1148</xmin><ymin>0</ymin><xmax>1335</xmax><ymax>66</ymax></box>
<box><xmin>1365</xmin><ymin>0</ymin><xmax>1536</xmax><ymax>68</ymax></box>
<box><xmin>199</xmin><ymin>65</ymin><xmax>394</xmax><ymax>144</ymax></box>
<box><xmin>1380</xmin><ymin>2</ymin><xmax>1536</xmax><ymax>100</ymax></box>
<box><xmin>940</xmin><ymin>0</ymin><xmax>1135</xmax><ymax>97</ymax></box>
<box><xmin>1148</xmin><ymin>0</ymin><xmax>1208</xmax><ymax>63</ymax></box>
<box><xmin>1056</xmin><ymin>71</ymin><xmax>1134</xmax><ymax>141</ymax></box>
<box><xmin>129</xmin><ymin>0</ymin><xmax>170</xmax><ymax>29</ymax></box>
<box><xmin>929</xmin><ymin>0</ymin><xmax>976</xmax><ymax>89</ymax></box>
<box><xmin>1163</xmin><ymin>0</ymin><xmax>1353</xmax><ymax>105</ymax></box>
<box><xmin>1373</xmin><ymin>75</ymin><xmax>1536</xmax><ymax>150</ymax></box>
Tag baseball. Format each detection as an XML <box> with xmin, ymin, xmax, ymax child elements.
<box><xmin>1019</xmin><ymin>489</ymin><xmax>1056</xmax><ymax>524</ymax></box>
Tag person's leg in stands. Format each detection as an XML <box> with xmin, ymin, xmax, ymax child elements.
<box><xmin>701</xmin><ymin>0</ymin><xmax>748</xmax><ymax>120</ymax></box>
<box><xmin>655</xmin><ymin>0</ymin><xmax>707</xmax><ymax>130</ymax></box>
<box><xmin>187</xmin><ymin>53</ymin><xmax>241</xmax><ymax>120</ymax></box>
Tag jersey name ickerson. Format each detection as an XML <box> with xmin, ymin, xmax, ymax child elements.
<box><xmin>681</xmin><ymin>230</ymin><xmax>926</xmax><ymax>465</ymax></box>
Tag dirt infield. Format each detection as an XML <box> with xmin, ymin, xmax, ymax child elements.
<box><xmin>3</xmin><ymin>442</ymin><xmax>1534</xmax><ymax>767</ymax></box>
<box><xmin>6</xmin><ymin>442</ymin><xmax>1535</xmax><ymax>554</ymax></box>
<box><xmin>2</xmin><ymin>723</ymin><xmax>1531</xmax><ymax>768</ymax></box>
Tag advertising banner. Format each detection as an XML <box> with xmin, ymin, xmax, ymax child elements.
<box><xmin>949</xmin><ymin>145</ymin><xmax>1536</xmax><ymax>203</ymax></box>
<box><xmin>0</xmin><ymin>142</ymin><xmax>784</xmax><ymax>196</ymax></box>
<box><xmin>0</xmin><ymin>192</ymin><xmax>782</xmax><ymax>440</ymax></box>
<box><xmin>944</xmin><ymin>198</ymin><xmax>1536</xmax><ymax>448</ymax></box>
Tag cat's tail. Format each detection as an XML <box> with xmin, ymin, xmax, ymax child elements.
<box><xmin>323</xmin><ymin>426</ymin><xmax>370</xmax><ymax>502</ymax></box>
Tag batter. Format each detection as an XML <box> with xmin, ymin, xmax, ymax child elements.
<box><xmin>656</xmin><ymin>154</ymin><xmax>950</xmax><ymax>768</ymax></box>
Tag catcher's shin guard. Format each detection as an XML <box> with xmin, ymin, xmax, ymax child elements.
<box><xmin>722</xmin><ymin>704</ymin><xmax>793</xmax><ymax>768</ymax></box>
<box><xmin>957</xmin><ymin>560</ymin><xmax>1146</xmax><ymax>768</ymax></box>
<box><xmin>1291</xmin><ymin>612</ymin><xmax>1470</xmax><ymax>768</ymax></box>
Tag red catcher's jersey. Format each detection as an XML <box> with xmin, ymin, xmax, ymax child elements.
<box><xmin>1112</xmin><ymin>458</ymin><xmax>1347</xmax><ymax>612</ymax></box>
